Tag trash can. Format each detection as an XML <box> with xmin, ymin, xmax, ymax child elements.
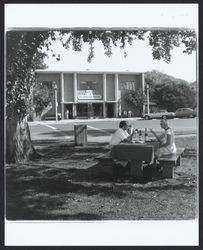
<box><xmin>74</xmin><ymin>124</ymin><xmax>87</xmax><ymax>146</ymax></box>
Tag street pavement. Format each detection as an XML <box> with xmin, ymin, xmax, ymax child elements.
<box><xmin>29</xmin><ymin>117</ymin><xmax>197</xmax><ymax>144</ymax></box>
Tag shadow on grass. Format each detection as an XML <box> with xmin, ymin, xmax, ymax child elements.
<box><xmin>6</xmin><ymin>159</ymin><xmax>164</xmax><ymax>220</ymax></box>
<box><xmin>6</xmin><ymin>157</ymin><xmax>197</xmax><ymax>221</ymax></box>
<box><xmin>6</xmin><ymin>137</ymin><xmax>197</xmax><ymax>220</ymax></box>
<box><xmin>6</xmin><ymin>162</ymin><xmax>129</xmax><ymax>220</ymax></box>
<box><xmin>6</xmin><ymin>161</ymin><xmax>196</xmax><ymax>221</ymax></box>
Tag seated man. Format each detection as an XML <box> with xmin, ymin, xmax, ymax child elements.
<box><xmin>109</xmin><ymin>120</ymin><xmax>135</xmax><ymax>148</ymax></box>
<box><xmin>109</xmin><ymin>120</ymin><xmax>135</xmax><ymax>171</ymax></box>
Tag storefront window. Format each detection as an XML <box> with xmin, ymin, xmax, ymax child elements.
<box><xmin>77</xmin><ymin>104</ymin><xmax>88</xmax><ymax>117</ymax></box>
<box><xmin>76</xmin><ymin>103</ymin><xmax>103</xmax><ymax>118</ymax></box>
<box><xmin>80</xmin><ymin>81</ymin><xmax>99</xmax><ymax>90</ymax></box>
<box><xmin>120</xmin><ymin>81</ymin><xmax>136</xmax><ymax>90</ymax></box>
<box><xmin>93</xmin><ymin>103</ymin><xmax>103</xmax><ymax>117</ymax></box>
<box><xmin>78</xmin><ymin>81</ymin><xmax>101</xmax><ymax>100</ymax></box>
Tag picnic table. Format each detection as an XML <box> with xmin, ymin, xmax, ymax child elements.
<box><xmin>96</xmin><ymin>140</ymin><xmax>184</xmax><ymax>179</ymax></box>
<box><xmin>110</xmin><ymin>141</ymin><xmax>159</xmax><ymax>177</ymax></box>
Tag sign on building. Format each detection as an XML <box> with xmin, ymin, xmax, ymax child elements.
<box><xmin>78</xmin><ymin>90</ymin><xmax>102</xmax><ymax>100</ymax></box>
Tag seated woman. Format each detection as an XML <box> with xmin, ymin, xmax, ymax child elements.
<box><xmin>150</xmin><ymin>119</ymin><xmax>176</xmax><ymax>158</ymax></box>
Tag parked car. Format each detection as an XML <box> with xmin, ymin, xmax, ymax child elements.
<box><xmin>175</xmin><ymin>108</ymin><xmax>197</xmax><ymax>118</ymax></box>
<box><xmin>142</xmin><ymin>110</ymin><xmax>175</xmax><ymax>120</ymax></box>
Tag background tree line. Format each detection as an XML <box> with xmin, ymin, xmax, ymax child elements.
<box><xmin>125</xmin><ymin>70</ymin><xmax>196</xmax><ymax>113</ymax></box>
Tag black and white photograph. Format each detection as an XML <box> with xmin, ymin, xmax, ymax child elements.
<box><xmin>4</xmin><ymin>3</ymin><xmax>198</xmax><ymax>246</ymax></box>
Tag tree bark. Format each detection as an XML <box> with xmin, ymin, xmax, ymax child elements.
<box><xmin>6</xmin><ymin>116</ymin><xmax>38</xmax><ymax>163</ymax></box>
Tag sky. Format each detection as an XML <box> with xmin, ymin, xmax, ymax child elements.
<box><xmin>44</xmin><ymin>34</ymin><xmax>197</xmax><ymax>82</ymax></box>
<box><xmin>5</xmin><ymin>4</ymin><xmax>198</xmax><ymax>83</ymax></box>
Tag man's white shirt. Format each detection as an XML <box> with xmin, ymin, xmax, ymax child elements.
<box><xmin>110</xmin><ymin>128</ymin><xmax>129</xmax><ymax>146</ymax></box>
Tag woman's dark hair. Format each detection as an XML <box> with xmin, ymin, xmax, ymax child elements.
<box><xmin>119</xmin><ymin>120</ymin><xmax>128</xmax><ymax>128</ymax></box>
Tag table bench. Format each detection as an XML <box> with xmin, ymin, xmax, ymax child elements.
<box><xmin>96</xmin><ymin>152</ymin><xmax>117</xmax><ymax>175</ymax></box>
<box><xmin>110</xmin><ymin>143</ymin><xmax>156</xmax><ymax>178</ymax></box>
<box><xmin>96</xmin><ymin>147</ymin><xmax>185</xmax><ymax>179</ymax></box>
<box><xmin>96</xmin><ymin>143</ymin><xmax>156</xmax><ymax>178</ymax></box>
<box><xmin>158</xmin><ymin>147</ymin><xmax>185</xmax><ymax>178</ymax></box>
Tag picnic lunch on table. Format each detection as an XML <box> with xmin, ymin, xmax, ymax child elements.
<box><xmin>97</xmin><ymin>119</ymin><xmax>184</xmax><ymax>179</ymax></box>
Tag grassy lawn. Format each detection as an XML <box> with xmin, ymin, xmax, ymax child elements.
<box><xmin>6</xmin><ymin>136</ymin><xmax>197</xmax><ymax>220</ymax></box>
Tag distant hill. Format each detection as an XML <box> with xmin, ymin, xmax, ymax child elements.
<box><xmin>143</xmin><ymin>70</ymin><xmax>197</xmax><ymax>111</ymax></box>
<box><xmin>144</xmin><ymin>70</ymin><xmax>189</xmax><ymax>87</ymax></box>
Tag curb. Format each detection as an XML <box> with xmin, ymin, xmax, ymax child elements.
<box><xmin>29</xmin><ymin>117</ymin><xmax>142</xmax><ymax>125</ymax></box>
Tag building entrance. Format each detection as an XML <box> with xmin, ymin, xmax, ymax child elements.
<box><xmin>77</xmin><ymin>104</ymin><xmax>88</xmax><ymax>118</ymax></box>
<box><xmin>65</xmin><ymin>104</ymin><xmax>73</xmax><ymax>119</ymax></box>
<box><xmin>77</xmin><ymin>103</ymin><xmax>103</xmax><ymax>118</ymax></box>
<box><xmin>107</xmin><ymin>103</ymin><xmax>114</xmax><ymax>118</ymax></box>
<box><xmin>92</xmin><ymin>103</ymin><xmax>103</xmax><ymax>118</ymax></box>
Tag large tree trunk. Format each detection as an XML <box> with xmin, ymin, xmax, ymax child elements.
<box><xmin>6</xmin><ymin>116</ymin><xmax>38</xmax><ymax>163</ymax></box>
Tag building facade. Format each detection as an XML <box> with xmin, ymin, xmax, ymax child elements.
<box><xmin>36</xmin><ymin>70</ymin><xmax>145</xmax><ymax>119</ymax></box>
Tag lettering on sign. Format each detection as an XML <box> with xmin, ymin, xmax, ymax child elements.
<box><xmin>78</xmin><ymin>90</ymin><xmax>102</xmax><ymax>100</ymax></box>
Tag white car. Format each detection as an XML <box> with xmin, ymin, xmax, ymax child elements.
<box><xmin>142</xmin><ymin>111</ymin><xmax>175</xmax><ymax>120</ymax></box>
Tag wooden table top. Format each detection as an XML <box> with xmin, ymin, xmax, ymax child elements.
<box><xmin>110</xmin><ymin>141</ymin><xmax>159</xmax><ymax>162</ymax></box>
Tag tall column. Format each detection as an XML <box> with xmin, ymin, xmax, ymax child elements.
<box><xmin>103</xmin><ymin>73</ymin><xmax>107</xmax><ymax>118</ymax></box>
<box><xmin>142</xmin><ymin>73</ymin><xmax>145</xmax><ymax>114</ymax></box>
<box><xmin>115</xmin><ymin>73</ymin><xmax>119</xmax><ymax>101</ymax></box>
<box><xmin>73</xmin><ymin>73</ymin><xmax>77</xmax><ymax>118</ymax></box>
<box><xmin>73</xmin><ymin>73</ymin><xmax>77</xmax><ymax>103</ymax></box>
<box><xmin>72</xmin><ymin>104</ymin><xmax>77</xmax><ymax>119</ymax></box>
<box><xmin>115</xmin><ymin>73</ymin><xmax>119</xmax><ymax>117</ymax></box>
<box><xmin>53</xmin><ymin>82</ymin><xmax>58</xmax><ymax>122</ymax></box>
<box><xmin>60</xmin><ymin>72</ymin><xmax>65</xmax><ymax>119</ymax></box>
<box><xmin>146</xmin><ymin>84</ymin><xmax>150</xmax><ymax>114</ymax></box>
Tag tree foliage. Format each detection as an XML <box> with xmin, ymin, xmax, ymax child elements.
<box><xmin>144</xmin><ymin>70</ymin><xmax>197</xmax><ymax>111</ymax></box>
<box><xmin>6</xmin><ymin>31</ymin><xmax>54</xmax><ymax>120</ymax></box>
<box><xmin>33</xmin><ymin>82</ymin><xmax>54</xmax><ymax>117</ymax></box>
<box><xmin>148</xmin><ymin>30</ymin><xmax>196</xmax><ymax>63</ymax></box>
<box><xmin>124</xmin><ymin>89</ymin><xmax>146</xmax><ymax>116</ymax></box>
<box><xmin>151</xmin><ymin>82</ymin><xmax>196</xmax><ymax>111</ymax></box>
<box><xmin>59</xmin><ymin>29</ymin><xmax>196</xmax><ymax>63</ymax></box>
<box><xmin>144</xmin><ymin>70</ymin><xmax>189</xmax><ymax>87</ymax></box>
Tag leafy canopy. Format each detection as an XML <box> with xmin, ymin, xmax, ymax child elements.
<box><xmin>144</xmin><ymin>70</ymin><xmax>196</xmax><ymax>111</ymax></box>
<box><xmin>6</xmin><ymin>31</ymin><xmax>54</xmax><ymax>120</ymax></box>
<box><xmin>59</xmin><ymin>29</ymin><xmax>196</xmax><ymax>63</ymax></box>
<box><xmin>33</xmin><ymin>82</ymin><xmax>54</xmax><ymax>117</ymax></box>
<box><xmin>124</xmin><ymin>89</ymin><xmax>146</xmax><ymax>116</ymax></box>
<box><xmin>151</xmin><ymin>82</ymin><xmax>196</xmax><ymax>111</ymax></box>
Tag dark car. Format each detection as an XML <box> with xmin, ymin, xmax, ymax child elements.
<box><xmin>175</xmin><ymin>108</ymin><xmax>196</xmax><ymax>118</ymax></box>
